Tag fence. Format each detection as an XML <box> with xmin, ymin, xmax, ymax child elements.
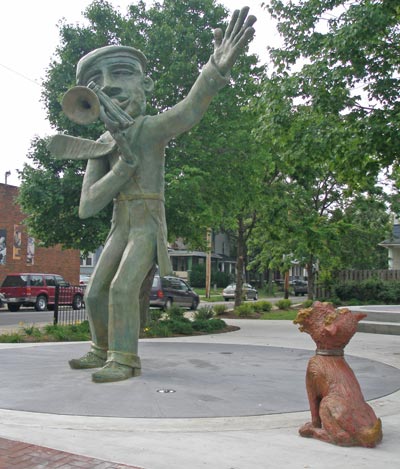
<box><xmin>316</xmin><ymin>270</ymin><xmax>400</xmax><ymax>299</ymax></box>
<box><xmin>53</xmin><ymin>285</ymin><xmax>87</xmax><ymax>325</ymax></box>
<box><xmin>337</xmin><ymin>270</ymin><xmax>400</xmax><ymax>283</ymax></box>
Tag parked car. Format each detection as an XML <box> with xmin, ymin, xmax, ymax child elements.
<box><xmin>293</xmin><ymin>280</ymin><xmax>308</xmax><ymax>296</ymax></box>
<box><xmin>223</xmin><ymin>283</ymin><xmax>258</xmax><ymax>301</ymax></box>
<box><xmin>150</xmin><ymin>275</ymin><xmax>199</xmax><ymax>310</ymax></box>
<box><xmin>0</xmin><ymin>273</ymin><xmax>84</xmax><ymax>312</ymax></box>
<box><xmin>79</xmin><ymin>274</ymin><xmax>91</xmax><ymax>286</ymax></box>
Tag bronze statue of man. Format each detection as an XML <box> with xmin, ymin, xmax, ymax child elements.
<box><xmin>48</xmin><ymin>7</ymin><xmax>256</xmax><ymax>383</ymax></box>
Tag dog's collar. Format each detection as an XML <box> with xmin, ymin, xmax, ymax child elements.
<box><xmin>316</xmin><ymin>349</ymin><xmax>344</xmax><ymax>356</ymax></box>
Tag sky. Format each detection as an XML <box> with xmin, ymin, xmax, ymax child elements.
<box><xmin>0</xmin><ymin>0</ymin><xmax>280</xmax><ymax>187</ymax></box>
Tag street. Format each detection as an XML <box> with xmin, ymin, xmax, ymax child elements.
<box><xmin>0</xmin><ymin>307</ymin><xmax>53</xmax><ymax>329</ymax></box>
<box><xmin>0</xmin><ymin>295</ymin><xmax>301</xmax><ymax>332</ymax></box>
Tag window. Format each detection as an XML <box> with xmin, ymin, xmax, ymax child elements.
<box><xmin>162</xmin><ymin>278</ymin><xmax>171</xmax><ymax>288</ymax></box>
<box><xmin>55</xmin><ymin>275</ymin><xmax>69</xmax><ymax>287</ymax></box>
<box><xmin>178</xmin><ymin>280</ymin><xmax>189</xmax><ymax>291</ymax></box>
<box><xmin>30</xmin><ymin>275</ymin><xmax>44</xmax><ymax>286</ymax></box>
<box><xmin>80</xmin><ymin>253</ymin><xmax>94</xmax><ymax>266</ymax></box>
<box><xmin>45</xmin><ymin>276</ymin><xmax>56</xmax><ymax>286</ymax></box>
<box><xmin>152</xmin><ymin>276</ymin><xmax>161</xmax><ymax>288</ymax></box>
<box><xmin>169</xmin><ymin>278</ymin><xmax>182</xmax><ymax>290</ymax></box>
<box><xmin>2</xmin><ymin>275</ymin><xmax>28</xmax><ymax>287</ymax></box>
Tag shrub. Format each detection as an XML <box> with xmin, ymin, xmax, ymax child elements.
<box><xmin>234</xmin><ymin>303</ymin><xmax>254</xmax><ymax>317</ymax></box>
<box><xmin>208</xmin><ymin>318</ymin><xmax>226</xmax><ymax>330</ymax></box>
<box><xmin>275</xmin><ymin>299</ymin><xmax>292</xmax><ymax>310</ymax></box>
<box><xmin>166</xmin><ymin>319</ymin><xmax>194</xmax><ymax>335</ymax></box>
<box><xmin>333</xmin><ymin>279</ymin><xmax>400</xmax><ymax>304</ymax></box>
<box><xmin>143</xmin><ymin>322</ymin><xmax>172</xmax><ymax>337</ymax></box>
<box><xmin>194</xmin><ymin>305</ymin><xmax>215</xmax><ymax>320</ymax></box>
<box><xmin>150</xmin><ymin>309</ymin><xmax>163</xmax><ymax>321</ymax></box>
<box><xmin>301</xmin><ymin>299</ymin><xmax>313</xmax><ymax>308</ymax></box>
<box><xmin>192</xmin><ymin>318</ymin><xmax>226</xmax><ymax>332</ymax></box>
<box><xmin>253</xmin><ymin>301</ymin><xmax>272</xmax><ymax>312</ymax></box>
<box><xmin>329</xmin><ymin>297</ymin><xmax>343</xmax><ymax>306</ymax></box>
<box><xmin>346</xmin><ymin>298</ymin><xmax>362</xmax><ymax>306</ymax></box>
<box><xmin>165</xmin><ymin>305</ymin><xmax>185</xmax><ymax>320</ymax></box>
<box><xmin>213</xmin><ymin>304</ymin><xmax>228</xmax><ymax>315</ymax></box>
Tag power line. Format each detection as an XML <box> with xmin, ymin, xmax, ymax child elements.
<box><xmin>0</xmin><ymin>63</ymin><xmax>41</xmax><ymax>86</ymax></box>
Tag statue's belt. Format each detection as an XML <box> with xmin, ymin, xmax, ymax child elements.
<box><xmin>115</xmin><ymin>193</ymin><xmax>164</xmax><ymax>203</ymax></box>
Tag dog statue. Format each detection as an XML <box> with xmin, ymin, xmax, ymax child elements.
<box><xmin>294</xmin><ymin>301</ymin><xmax>382</xmax><ymax>447</ymax></box>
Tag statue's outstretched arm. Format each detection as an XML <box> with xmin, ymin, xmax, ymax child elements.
<box><xmin>150</xmin><ymin>7</ymin><xmax>256</xmax><ymax>142</ymax></box>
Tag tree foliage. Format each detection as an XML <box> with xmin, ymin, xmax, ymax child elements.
<box><xmin>264</xmin><ymin>0</ymin><xmax>400</xmax><ymax>182</ymax></box>
<box><xmin>331</xmin><ymin>194</ymin><xmax>392</xmax><ymax>270</ymax></box>
<box><xmin>247</xmin><ymin>0</ymin><xmax>399</xmax><ymax>295</ymax></box>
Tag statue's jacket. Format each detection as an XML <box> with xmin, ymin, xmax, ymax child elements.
<box><xmin>48</xmin><ymin>58</ymin><xmax>229</xmax><ymax>276</ymax></box>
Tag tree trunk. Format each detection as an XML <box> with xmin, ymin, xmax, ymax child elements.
<box><xmin>234</xmin><ymin>216</ymin><xmax>245</xmax><ymax>307</ymax></box>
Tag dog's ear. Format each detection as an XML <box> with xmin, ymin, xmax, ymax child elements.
<box><xmin>353</xmin><ymin>312</ymin><xmax>367</xmax><ymax>322</ymax></box>
<box><xmin>325</xmin><ymin>323</ymin><xmax>337</xmax><ymax>336</ymax></box>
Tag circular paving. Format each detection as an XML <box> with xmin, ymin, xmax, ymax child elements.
<box><xmin>1</xmin><ymin>342</ymin><xmax>399</xmax><ymax>418</ymax></box>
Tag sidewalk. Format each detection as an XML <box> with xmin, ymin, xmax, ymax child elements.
<box><xmin>0</xmin><ymin>318</ymin><xmax>399</xmax><ymax>468</ymax></box>
<box><xmin>0</xmin><ymin>437</ymin><xmax>143</xmax><ymax>468</ymax></box>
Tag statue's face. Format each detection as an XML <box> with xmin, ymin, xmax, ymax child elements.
<box><xmin>84</xmin><ymin>55</ymin><xmax>148</xmax><ymax>118</ymax></box>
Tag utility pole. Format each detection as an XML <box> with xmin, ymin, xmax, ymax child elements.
<box><xmin>284</xmin><ymin>270</ymin><xmax>290</xmax><ymax>299</ymax></box>
<box><xmin>205</xmin><ymin>228</ymin><xmax>212</xmax><ymax>298</ymax></box>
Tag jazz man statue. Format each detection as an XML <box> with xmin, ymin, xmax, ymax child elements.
<box><xmin>48</xmin><ymin>7</ymin><xmax>256</xmax><ymax>383</ymax></box>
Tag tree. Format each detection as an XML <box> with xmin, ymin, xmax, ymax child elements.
<box><xmin>250</xmin><ymin>74</ymin><xmax>394</xmax><ymax>298</ymax></box>
<box><xmin>264</xmin><ymin>0</ymin><xmax>400</xmax><ymax>184</ymax></box>
<box><xmin>247</xmin><ymin>0</ymin><xmax>399</xmax><ymax>297</ymax></box>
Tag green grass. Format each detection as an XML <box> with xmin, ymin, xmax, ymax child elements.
<box><xmin>260</xmin><ymin>310</ymin><xmax>298</xmax><ymax>320</ymax></box>
<box><xmin>198</xmin><ymin>295</ymin><xmax>225</xmax><ymax>302</ymax></box>
<box><xmin>196</xmin><ymin>287</ymin><xmax>225</xmax><ymax>302</ymax></box>
<box><xmin>195</xmin><ymin>288</ymin><xmax>223</xmax><ymax>296</ymax></box>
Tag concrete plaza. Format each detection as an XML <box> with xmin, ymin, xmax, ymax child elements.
<box><xmin>0</xmin><ymin>318</ymin><xmax>399</xmax><ymax>468</ymax></box>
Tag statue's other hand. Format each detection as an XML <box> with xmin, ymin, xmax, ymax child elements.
<box><xmin>98</xmin><ymin>99</ymin><xmax>133</xmax><ymax>134</ymax></box>
<box><xmin>212</xmin><ymin>7</ymin><xmax>256</xmax><ymax>75</ymax></box>
<box><xmin>88</xmin><ymin>81</ymin><xmax>133</xmax><ymax>133</ymax></box>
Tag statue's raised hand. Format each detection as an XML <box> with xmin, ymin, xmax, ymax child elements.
<box><xmin>212</xmin><ymin>7</ymin><xmax>256</xmax><ymax>76</ymax></box>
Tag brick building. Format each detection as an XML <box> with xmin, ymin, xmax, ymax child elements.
<box><xmin>0</xmin><ymin>183</ymin><xmax>80</xmax><ymax>284</ymax></box>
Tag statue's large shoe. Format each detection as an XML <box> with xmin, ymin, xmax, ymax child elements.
<box><xmin>92</xmin><ymin>361</ymin><xmax>141</xmax><ymax>383</ymax></box>
<box><xmin>69</xmin><ymin>351</ymin><xmax>106</xmax><ymax>369</ymax></box>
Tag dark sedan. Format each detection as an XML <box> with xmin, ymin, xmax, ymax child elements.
<box><xmin>150</xmin><ymin>275</ymin><xmax>199</xmax><ymax>310</ymax></box>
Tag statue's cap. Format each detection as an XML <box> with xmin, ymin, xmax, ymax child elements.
<box><xmin>76</xmin><ymin>45</ymin><xmax>147</xmax><ymax>84</ymax></box>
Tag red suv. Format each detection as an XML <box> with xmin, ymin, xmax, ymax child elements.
<box><xmin>0</xmin><ymin>273</ymin><xmax>84</xmax><ymax>312</ymax></box>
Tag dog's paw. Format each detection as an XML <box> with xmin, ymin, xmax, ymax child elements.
<box><xmin>299</xmin><ymin>422</ymin><xmax>315</xmax><ymax>437</ymax></box>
